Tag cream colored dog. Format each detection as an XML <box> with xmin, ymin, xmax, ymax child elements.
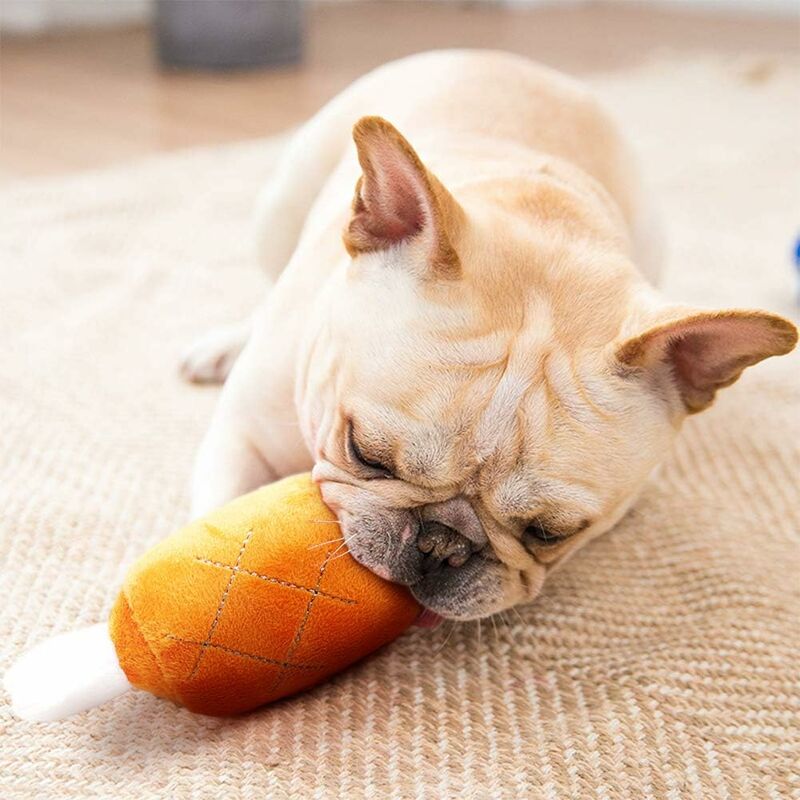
<box><xmin>182</xmin><ymin>50</ymin><xmax>797</xmax><ymax>620</ymax></box>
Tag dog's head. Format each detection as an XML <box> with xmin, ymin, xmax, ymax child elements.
<box><xmin>298</xmin><ymin>116</ymin><xmax>797</xmax><ymax>620</ymax></box>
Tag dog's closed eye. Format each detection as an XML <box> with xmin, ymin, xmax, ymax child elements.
<box><xmin>522</xmin><ymin>522</ymin><xmax>565</xmax><ymax>548</ymax></box>
<box><xmin>346</xmin><ymin>421</ymin><xmax>394</xmax><ymax>478</ymax></box>
<box><xmin>522</xmin><ymin>518</ymin><xmax>590</xmax><ymax>550</ymax></box>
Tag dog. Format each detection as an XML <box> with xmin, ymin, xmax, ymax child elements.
<box><xmin>180</xmin><ymin>50</ymin><xmax>797</xmax><ymax>621</ymax></box>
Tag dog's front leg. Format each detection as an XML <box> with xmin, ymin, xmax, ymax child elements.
<box><xmin>190</xmin><ymin>410</ymin><xmax>278</xmax><ymax>518</ymax></box>
<box><xmin>189</xmin><ymin>308</ymin><xmax>312</xmax><ymax>518</ymax></box>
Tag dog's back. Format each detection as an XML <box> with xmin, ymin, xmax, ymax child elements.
<box><xmin>260</xmin><ymin>49</ymin><xmax>652</xmax><ymax>296</ymax></box>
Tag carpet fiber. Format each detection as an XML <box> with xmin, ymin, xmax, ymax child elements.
<box><xmin>1</xmin><ymin>55</ymin><xmax>799</xmax><ymax>799</ymax></box>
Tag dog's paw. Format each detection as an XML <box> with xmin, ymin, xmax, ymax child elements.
<box><xmin>179</xmin><ymin>322</ymin><xmax>249</xmax><ymax>385</ymax></box>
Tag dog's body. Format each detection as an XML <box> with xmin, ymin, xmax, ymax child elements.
<box><xmin>184</xmin><ymin>51</ymin><xmax>796</xmax><ymax>620</ymax></box>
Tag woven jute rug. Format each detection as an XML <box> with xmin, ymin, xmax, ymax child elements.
<box><xmin>1</xmin><ymin>55</ymin><xmax>798</xmax><ymax>800</ymax></box>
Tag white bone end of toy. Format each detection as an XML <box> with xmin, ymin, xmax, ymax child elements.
<box><xmin>4</xmin><ymin>623</ymin><xmax>132</xmax><ymax>721</ymax></box>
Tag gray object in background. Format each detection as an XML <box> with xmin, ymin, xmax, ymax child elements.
<box><xmin>156</xmin><ymin>0</ymin><xmax>303</xmax><ymax>70</ymax></box>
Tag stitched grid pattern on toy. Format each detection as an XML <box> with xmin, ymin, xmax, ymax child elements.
<box><xmin>171</xmin><ymin>525</ymin><xmax>358</xmax><ymax>682</ymax></box>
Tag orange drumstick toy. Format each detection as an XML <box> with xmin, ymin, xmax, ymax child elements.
<box><xmin>5</xmin><ymin>474</ymin><xmax>422</xmax><ymax>720</ymax></box>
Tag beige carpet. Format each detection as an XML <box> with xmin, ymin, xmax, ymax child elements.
<box><xmin>1</xmin><ymin>55</ymin><xmax>799</xmax><ymax>800</ymax></box>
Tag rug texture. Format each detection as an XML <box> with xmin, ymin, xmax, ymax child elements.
<box><xmin>1</xmin><ymin>55</ymin><xmax>798</xmax><ymax>800</ymax></box>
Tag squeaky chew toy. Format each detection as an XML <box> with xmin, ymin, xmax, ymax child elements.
<box><xmin>5</xmin><ymin>474</ymin><xmax>422</xmax><ymax>720</ymax></box>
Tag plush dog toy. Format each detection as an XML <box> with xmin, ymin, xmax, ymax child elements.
<box><xmin>5</xmin><ymin>474</ymin><xmax>421</xmax><ymax>720</ymax></box>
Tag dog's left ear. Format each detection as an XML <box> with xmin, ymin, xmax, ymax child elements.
<box><xmin>344</xmin><ymin>116</ymin><xmax>463</xmax><ymax>279</ymax></box>
<box><xmin>614</xmin><ymin>308</ymin><xmax>797</xmax><ymax>413</ymax></box>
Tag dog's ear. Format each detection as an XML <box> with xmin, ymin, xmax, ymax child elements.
<box><xmin>344</xmin><ymin>116</ymin><xmax>463</xmax><ymax>279</ymax></box>
<box><xmin>614</xmin><ymin>308</ymin><xmax>797</xmax><ymax>413</ymax></box>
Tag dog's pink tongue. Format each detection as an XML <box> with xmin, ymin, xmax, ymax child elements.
<box><xmin>415</xmin><ymin>608</ymin><xmax>444</xmax><ymax>629</ymax></box>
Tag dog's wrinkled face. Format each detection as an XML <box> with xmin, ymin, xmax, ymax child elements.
<box><xmin>304</xmin><ymin>264</ymin><xmax>674</xmax><ymax>619</ymax></box>
<box><xmin>297</xmin><ymin>117</ymin><xmax>797</xmax><ymax>620</ymax></box>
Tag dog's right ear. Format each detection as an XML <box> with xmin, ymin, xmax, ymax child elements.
<box><xmin>344</xmin><ymin>116</ymin><xmax>463</xmax><ymax>279</ymax></box>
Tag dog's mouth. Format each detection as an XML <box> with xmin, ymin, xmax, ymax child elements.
<box><xmin>319</xmin><ymin>482</ymin><xmax>501</xmax><ymax>621</ymax></box>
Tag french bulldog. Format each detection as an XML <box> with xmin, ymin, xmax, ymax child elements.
<box><xmin>181</xmin><ymin>50</ymin><xmax>797</xmax><ymax>621</ymax></box>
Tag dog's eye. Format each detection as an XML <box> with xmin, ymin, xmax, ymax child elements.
<box><xmin>347</xmin><ymin>423</ymin><xmax>393</xmax><ymax>478</ymax></box>
<box><xmin>523</xmin><ymin>522</ymin><xmax>564</xmax><ymax>547</ymax></box>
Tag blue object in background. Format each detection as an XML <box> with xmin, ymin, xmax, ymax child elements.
<box><xmin>795</xmin><ymin>234</ymin><xmax>800</xmax><ymax>305</ymax></box>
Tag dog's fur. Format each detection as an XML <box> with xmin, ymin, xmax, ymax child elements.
<box><xmin>182</xmin><ymin>51</ymin><xmax>797</xmax><ymax>620</ymax></box>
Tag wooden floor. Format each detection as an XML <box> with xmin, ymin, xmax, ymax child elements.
<box><xmin>1</xmin><ymin>1</ymin><xmax>796</xmax><ymax>183</ymax></box>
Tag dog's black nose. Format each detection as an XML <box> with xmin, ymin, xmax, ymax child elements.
<box><xmin>417</xmin><ymin>521</ymin><xmax>473</xmax><ymax>572</ymax></box>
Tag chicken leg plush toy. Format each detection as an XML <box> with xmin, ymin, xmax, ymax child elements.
<box><xmin>5</xmin><ymin>474</ymin><xmax>421</xmax><ymax>721</ymax></box>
